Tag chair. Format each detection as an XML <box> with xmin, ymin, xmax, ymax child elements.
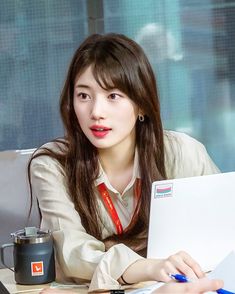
<box><xmin>0</xmin><ymin>149</ymin><xmax>41</xmax><ymax>268</ymax></box>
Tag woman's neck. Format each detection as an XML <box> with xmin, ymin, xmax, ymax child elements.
<box><xmin>98</xmin><ymin>141</ymin><xmax>136</xmax><ymax>193</ymax></box>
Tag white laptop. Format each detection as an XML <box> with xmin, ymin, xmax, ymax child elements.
<box><xmin>147</xmin><ymin>172</ymin><xmax>235</xmax><ymax>272</ymax></box>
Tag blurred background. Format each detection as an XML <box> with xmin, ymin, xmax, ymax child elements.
<box><xmin>0</xmin><ymin>0</ymin><xmax>234</xmax><ymax>172</ymax></box>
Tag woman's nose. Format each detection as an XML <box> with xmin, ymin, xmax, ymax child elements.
<box><xmin>90</xmin><ymin>98</ymin><xmax>106</xmax><ymax>120</ymax></box>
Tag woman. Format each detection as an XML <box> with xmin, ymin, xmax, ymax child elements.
<box><xmin>29</xmin><ymin>33</ymin><xmax>220</xmax><ymax>292</ymax></box>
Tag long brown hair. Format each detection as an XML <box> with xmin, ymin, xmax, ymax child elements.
<box><xmin>28</xmin><ymin>33</ymin><xmax>166</xmax><ymax>251</ymax></box>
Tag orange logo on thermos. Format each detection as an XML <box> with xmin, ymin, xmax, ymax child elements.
<box><xmin>31</xmin><ymin>261</ymin><xmax>44</xmax><ymax>276</ymax></box>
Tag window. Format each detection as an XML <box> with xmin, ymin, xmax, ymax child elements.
<box><xmin>101</xmin><ymin>0</ymin><xmax>235</xmax><ymax>172</ymax></box>
<box><xmin>0</xmin><ymin>0</ymin><xmax>87</xmax><ymax>150</ymax></box>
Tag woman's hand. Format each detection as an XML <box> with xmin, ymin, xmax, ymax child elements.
<box><xmin>153</xmin><ymin>278</ymin><xmax>223</xmax><ymax>294</ymax></box>
<box><xmin>120</xmin><ymin>251</ymin><xmax>204</xmax><ymax>285</ymax></box>
<box><xmin>152</xmin><ymin>250</ymin><xmax>204</xmax><ymax>282</ymax></box>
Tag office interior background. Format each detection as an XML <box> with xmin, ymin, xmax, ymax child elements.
<box><xmin>0</xmin><ymin>0</ymin><xmax>235</xmax><ymax>172</ymax></box>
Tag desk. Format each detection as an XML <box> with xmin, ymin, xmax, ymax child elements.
<box><xmin>0</xmin><ymin>268</ymin><xmax>88</xmax><ymax>293</ymax></box>
<box><xmin>0</xmin><ymin>268</ymin><xmax>155</xmax><ymax>294</ymax></box>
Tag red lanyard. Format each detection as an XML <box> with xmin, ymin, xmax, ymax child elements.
<box><xmin>97</xmin><ymin>179</ymin><xmax>141</xmax><ymax>234</ymax></box>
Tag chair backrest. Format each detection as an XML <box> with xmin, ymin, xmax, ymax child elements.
<box><xmin>0</xmin><ymin>149</ymin><xmax>41</xmax><ymax>268</ymax></box>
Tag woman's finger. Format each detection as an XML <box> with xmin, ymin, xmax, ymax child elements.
<box><xmin>158</xmin><ymin>260</ymin><xmax>179</xmax><ymax>282</ymax></box>
<box><xmin>169</xmin><ymin>251</ymin><xmax>204</xmax><ymax>278</ymax></box>
<box><xmin>186</xmin><ymin>278</ymin><xmax>224</xmax><ymax>293</ymax></box>
<box><xmin>180</xmin><ymin>251</ymin><xmax>204</xmax><ymax>278</ymax></box>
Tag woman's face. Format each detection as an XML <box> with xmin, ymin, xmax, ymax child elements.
<box><xmin>73</xmin><ymin>66</ymin><xmax>139</xmax><ymax>152</ymax></box>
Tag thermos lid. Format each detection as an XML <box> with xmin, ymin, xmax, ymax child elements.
<box><xmin>11</xmin><ymin>227</ymin><xmax>52</xmax><ymax>244</ymax></box>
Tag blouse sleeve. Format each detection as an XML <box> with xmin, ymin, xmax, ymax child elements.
<box><xmin>30</xmin><ymin>156</ymin><xmax>142</xmax><ymax>292</ymax></box>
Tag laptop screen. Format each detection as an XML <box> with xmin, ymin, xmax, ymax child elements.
<box><xmin>147</xmin><ymin>172</ymin><xmax>235</xmax><ymax>271</ymax></box>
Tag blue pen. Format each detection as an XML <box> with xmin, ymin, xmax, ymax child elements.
<box><xmin>169</xmin><ymin>273</ymin><xmax>235</xmax><ymax>294</ymax></box>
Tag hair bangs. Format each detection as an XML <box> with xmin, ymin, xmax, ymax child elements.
<box><xmin>92</xmin><ymin>58</ymin><xmax>129</xmax><ymax>95</ymax></box>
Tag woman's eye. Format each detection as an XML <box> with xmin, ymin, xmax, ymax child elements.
<box><xmin>78</xmin><ymin>93</ymin><xmax>90</xmax><ymax>100</ymax></box>
<box><xmin>109</xmin><ymin>93</ymin><xmax>120</xmax><ymax>100</ymax></box>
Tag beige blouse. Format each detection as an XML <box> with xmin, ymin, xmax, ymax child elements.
<box><xmin>30</xmin><ymin>131</ymin><xmax>219</xmax><ymax>292</ymax></box>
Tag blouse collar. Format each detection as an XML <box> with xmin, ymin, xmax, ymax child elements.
<box><xmin>95</xmin><ymin>148</ymin><xmax>141</xmax><ymax>194</ymax></box>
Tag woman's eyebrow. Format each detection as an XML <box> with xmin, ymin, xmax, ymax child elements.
<box><xmin>75</xmin><ymin>84</ymin><xmax>91</xmax><ymax>89</ymax></box>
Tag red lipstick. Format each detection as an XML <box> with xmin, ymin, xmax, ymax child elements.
<box><xmin>90</xmin><ymin>125</ymin><xmax>111</xmax><ymax>138</ymax></box>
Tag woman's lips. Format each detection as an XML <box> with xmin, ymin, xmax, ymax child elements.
<box><xmin>90</xmin><ymin>125</ymin><xmax>111</xmax><ymax>138</ymax></box>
